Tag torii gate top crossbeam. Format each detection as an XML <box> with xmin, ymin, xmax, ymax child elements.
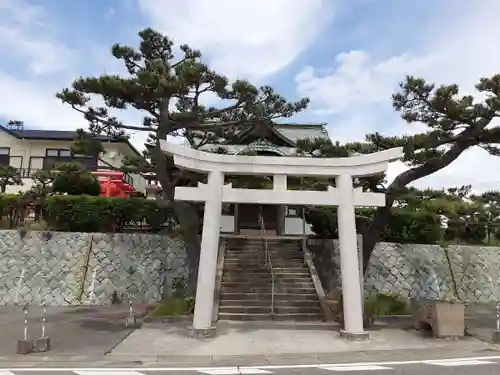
<box><xmin>160</xmin><ymin>140</ymin><xmax>403</xmax><ymax>177</ymax></box>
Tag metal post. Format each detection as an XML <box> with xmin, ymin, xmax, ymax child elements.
<box><xmin>23</xmin><ymin>307</ymin><xmax>28</xmax><ymax>341</ymax></box>
<box><xmin>33</xmin><ymin>303</ymin><xmax>51</xmax><ymax>352</ymax></box>
<box><xmin>496</xmin><ymin>302</ymin><xmax>500</xmax><ymax>331</ymax></box>
<box><xmin>16</xmin><ymin>305</ymin><xmax>33</xmax><ymax>354</ymax></box>
<box><xmin>41</xmin><ymin>305</ymin><xmax>46</xmax><ymax>338</ymax></box>
<box><xmin>125</xmin><ymin>293</ymin><xmax>141</xmax><ymax>329</ymax></box>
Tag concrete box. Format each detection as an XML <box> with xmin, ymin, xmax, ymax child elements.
<box><xmin>411</xmin><ymin>298</ymin><xmax>465</xmax><ymax>338</ymax></box>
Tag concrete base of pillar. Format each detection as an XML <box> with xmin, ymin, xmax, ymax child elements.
<box><xmin>192</xmin><ymin>327</ymin><xmax>217</xmax><ymax>339</ymax></box>
<box><xmin>16</xmin><ymin>339</ymin><xmax>34</xmax><ymax>354</ymax></box>
<box><xmin>34</xmin><ymin>336</ymin><xmax>50</xmax><ymax>352</ymax></box>
<box><xmin>125</xmin><ymin>315</ymin><xmax>142</xmax><ymax>329</ymax></box>
<box><xmin>492</xmin><ymin>330</ymin><xmax>500</xmax><ymax>343</ymax></box>
<box><xmin>340</xmin><ymin>330</ymin><xmax>370</xmax><ymax>341</ymax></box>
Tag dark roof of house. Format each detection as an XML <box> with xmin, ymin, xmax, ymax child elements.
<box><xmin>0</xmin><ymin>125</ymin><xmax>142</xmax><ymax>156</ymax></box>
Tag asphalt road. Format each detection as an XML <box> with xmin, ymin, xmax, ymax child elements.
<box><xmin>4</xmin><ymin>357</ymin><xmax>500</xmax><ymax>375</ymax></box>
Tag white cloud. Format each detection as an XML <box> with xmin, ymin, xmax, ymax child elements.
<box><xmin>0</xmin><ymin>0</ymin><xmax>151</xmax><ymax>151</ymax></box>
<box><xmin>0</xmin><ymin>0</ymin><xmax>331</xmax><ymax>154</ymax></box>
<box><xmin>0</xmin><ymin>0</ymin><xmax>83</xmax><ymax>129</ymax></box>
<box><xmin>0</xmin><ymin>0</ymin><xmax>75</xmax><ymax>75</ymax></box>
<box><xmin>137</xmin><ymin>0</ymin><xmax>333</xmax><ymax>80</ymax></box>
<box><xmin>0</xmin><ymin>73</ymin><xmax>85</xmax><ymax>128</ymax></box>
<box><xmin>295</xmin><ymin>1</ymin><xmax>500</xmax><ymax>192</ymax></box>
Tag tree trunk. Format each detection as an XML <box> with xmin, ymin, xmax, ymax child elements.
<box><xmin>172</xmin><ymin>200</ymin><xmax>201</xmax><ymax>296</ymax></box>
<box><xmin>151</xmin><ymin>137</ymin><xmax>202</xmax><ymax>296</ymax></box>
<box><xmin>361</xmin><ymin>140</ymin><xmax>474</xmax><ymax>275</ymax></box>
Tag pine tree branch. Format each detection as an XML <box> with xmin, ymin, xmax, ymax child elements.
<box><xmin>71</xmin><ymin>105</ymin><xmax>152</xmax><ymax>132</ymax></box>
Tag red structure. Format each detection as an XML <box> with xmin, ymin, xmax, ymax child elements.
<box><xmin>91</xmin><ymin>171</ymin><xmax>134</xmax><ymax>198</ymax></box>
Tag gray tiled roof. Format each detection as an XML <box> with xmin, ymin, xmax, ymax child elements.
<box><xmin>9</xmin><ymin>129</ymin><xmax>114</xmax><ymax>141</ymax></box>
<box><xmin>274</xmin><ymin>123</ymin><xmax>328</xmax><ymax>142</ymax></box>
<box><xmin>0</xmin><ymin>126</ymin><xmax>142</xmax><ymax>156</ymax></box>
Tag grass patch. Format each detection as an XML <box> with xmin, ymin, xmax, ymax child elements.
<box><xmin>364</xmin><ymin>293</ymin><xmax>410</xmax><ymax>316</ymax></box>
<box><xmin>148</xmin><ymin>297</ymin><xmax>195</xmax><ymax>317</ymax></box>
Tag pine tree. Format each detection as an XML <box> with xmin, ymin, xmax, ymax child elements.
<box><xmin>56</xmin><ymin>28</ymin><xmax>309</xmax><ymax>291</ymax></box>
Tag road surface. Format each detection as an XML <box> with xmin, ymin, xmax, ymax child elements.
<box><xmin>3</xmin><ymin>356</ymin><xmax>500</xmax><ymax>374</ymax></box>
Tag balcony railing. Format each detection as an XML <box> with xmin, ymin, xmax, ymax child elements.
<box><xmin>17</xmin><ymin>168</ymin><xmax>135</xmax><ymax>187</ymax></box>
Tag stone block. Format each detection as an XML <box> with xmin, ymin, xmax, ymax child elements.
<box><xmin>34</xmin><ymin>336</ymin><xmax>50</xmax><ymax>352</ymax></box>
<box><xmin>340</xmin><ymin>330</ymin><xmax>370</xmax><ymax>341</ymax></box>
<box><xmin>492</xmin><ymin>330</ymin><xmax>500</xmax><ymax>343</ymax></box>
<box><xmin>192</xmin><ymin>327</ymin><xmax>217</xmax><ymax>339</ymax></box>
<box><xmin>16</xmin><ymin>339</ymin><xmax>33</xmax><ymax>354</ymax></box>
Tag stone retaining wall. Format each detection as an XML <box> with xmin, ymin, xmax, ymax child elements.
<box><xmin>308</xmin><ymin>239</ymin><xmax>500</xmax><ymax>303</ymax></box>
<box><xmin>0</xmin><ymin>230</ymin><xmax>187</xmax><ymax>306</ymax></box>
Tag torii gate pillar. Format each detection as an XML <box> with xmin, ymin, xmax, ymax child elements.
<box><xmin>336</xmin><ymin>174</ymin><xmax>365</xmax><ymax>337</ymax></box>
<box><xmin>192</xmin><ymin>171</ymin><xmax>223</xmax><ymax>332</ymax></box>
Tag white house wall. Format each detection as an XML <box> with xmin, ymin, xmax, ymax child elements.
<box><xmin>284</xmin><ymin>217</ymin><xmax>313</xmax><ymax>235</ymax></box>
<box><xmin>220</xmin><ymin>215</ymin><xmax>234</xmax><ymax>233</ymax></box>
<box><xmin>0</xmin><ymin>130</ymin><xmax>148</xmax><ymax>194</ymax></box>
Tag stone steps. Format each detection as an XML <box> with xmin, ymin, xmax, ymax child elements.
<box><xmin>221</xmin><ymin>286</ymin><xmax>316</xmax><ymax>294</ymax></box>
<box><xmin>222</xmin><ymin>280</ymin><xmax>315</xmax><ymax>288</ymax></box>
<box><xmin>222</xmin><ymin>277</ymin><xmax>312</xmax><ymax>284</ymax></box>
<box><xmin>225</xmin><ymin>253</ymin><xmax>303</xmax><ymax>260</ymax></box>
<box><xmin>219</xmin><ymin>305</ymin><xmax>322</xmax><ymax>314</ymax></box>
<box><xmin>224</xmin><ymin>262</ymin><xmax>306</xmax><ymax>268</ymax></box>
<box><xmin>224</xmin><ymin>262</ymin><xmax>308</xmax><ymax>275</ymax></box>
<box><xmin>218</xmin><ymin>312</ymin><xmax>323</xmax><ymax>321</ymax></box>
<box><xmin>219</xmin><ymin>238</ymin><xmax>323</xmax><ymax>322</ymax></box>
<box><xmin>220</xmin><ymin>292</ymin><xmax>320</xmax><ymax>301</ymax></box>
<box><xmin>220</xmin><ymin>299</ymin><xmax>320</xmax><ymax>307</ymax></box>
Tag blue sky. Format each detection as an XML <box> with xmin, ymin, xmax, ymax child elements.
<box><xmin>1</xmin><ymin>0</ymin><xmax>500</xmax><ymax>191</ymax></box>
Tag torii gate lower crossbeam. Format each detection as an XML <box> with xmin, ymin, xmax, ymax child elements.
<box><xmin>160</xmin><ymin>140</ymin><xmax>403</xmax><ymax>340</ymax></box>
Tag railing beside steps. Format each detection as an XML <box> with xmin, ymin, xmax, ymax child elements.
<box><xmin>301</xmin><ymin>207</ymin><xmax>335</xmax><ymax>322</ymax></box>
<box><xmin>258</xmin><ymin>207</ymin><xmax>275</xmax><ymax>315</ymax></box>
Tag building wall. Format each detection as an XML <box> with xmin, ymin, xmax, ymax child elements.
<box><xmin>0</xmin><ymin>230</ymin><xmax>188</xmax><ymax>306</ymax></box>
<box><xmin>0</xmin><ymin>131</ymin><xmax>148</xmax><ymax>194</ymax></box>
<box><xmin>96</xmin><ymin>143</ymin><xmax>148</xmax><ymax>193</ymax></box>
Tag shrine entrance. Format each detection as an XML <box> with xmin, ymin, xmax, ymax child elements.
<box><xmin>238</xmin><ymin>204</ymin><xmax>278</xmax><ymax>233</ymax></box>
<box><xmin>161</xmin><ymin>140</ymin><xmax>403</xmax><ymax>339</ymax></box>
<box><xmin>234</xmin><ymin>147</ymin><xmax>285</xmax><ymax>235</ymax></box>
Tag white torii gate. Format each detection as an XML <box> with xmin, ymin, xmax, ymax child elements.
<box><xmin>160</xmin><ymin>140</ymin><xmax>403</xmax><ymax>338</ymax></box>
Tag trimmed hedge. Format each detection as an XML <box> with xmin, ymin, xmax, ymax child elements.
<box><xmin>0</xmin><ymin>194</ymin><xmax>176</xmax><ymax>233</ymax></box>
<box><xmin>306</xmin><ymin>207</ymin><xmax>443</xmax><ymax>244</ymax></box>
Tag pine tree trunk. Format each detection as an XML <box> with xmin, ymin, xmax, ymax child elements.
<box><xmin>172</xmin><ymin>201</ymin><xmax>201</xmax><ymax>296</ymax></box>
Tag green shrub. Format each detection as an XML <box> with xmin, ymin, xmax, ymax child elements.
<box><xmin>52</xmin><ymin>162</ymin><xmax>100</xmax><ymax>196</ymax></box>
<box><xmin>306</xmin><ymin>207</ymin><xmax>443</xmax><ymax>244</ymax></box>
<box><xmin>0</xmin><ymin>194</ymin><xmax>23</xmax><ymax>228</ymax></box>
<box><xmin>43</xmin><ymin>195</ymin><xmax>176</xmax><ymax>232</ymax></box>
<box><xmin>0</xmin><ymin>194</ymin><xmax>177</xmax><ymax>233</ymax></box>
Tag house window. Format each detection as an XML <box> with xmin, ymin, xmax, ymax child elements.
<box><xmin>43</xmin><ymin>149</ymin><xmax>97</xmax><ymax>170</ymax></box>
<box><xmin>0</xmin><ymin>147</ymin><xmax>10</xmax><ymax>166</ymax></box>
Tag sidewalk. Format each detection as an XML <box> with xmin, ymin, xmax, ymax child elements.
<box><xmin>465</xmin><ymin>303</ymin><xmax>500</xmax><ymax>343</ymax></box>
<box><xmin>1</xmin><ymin>318</ymin><xmax>498</xmax><ymax>368</ymax></box>
<box><xmin>103</xmin><ymin>320</ymin><xmax>496</xmax><ymax>366</ymax></box>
